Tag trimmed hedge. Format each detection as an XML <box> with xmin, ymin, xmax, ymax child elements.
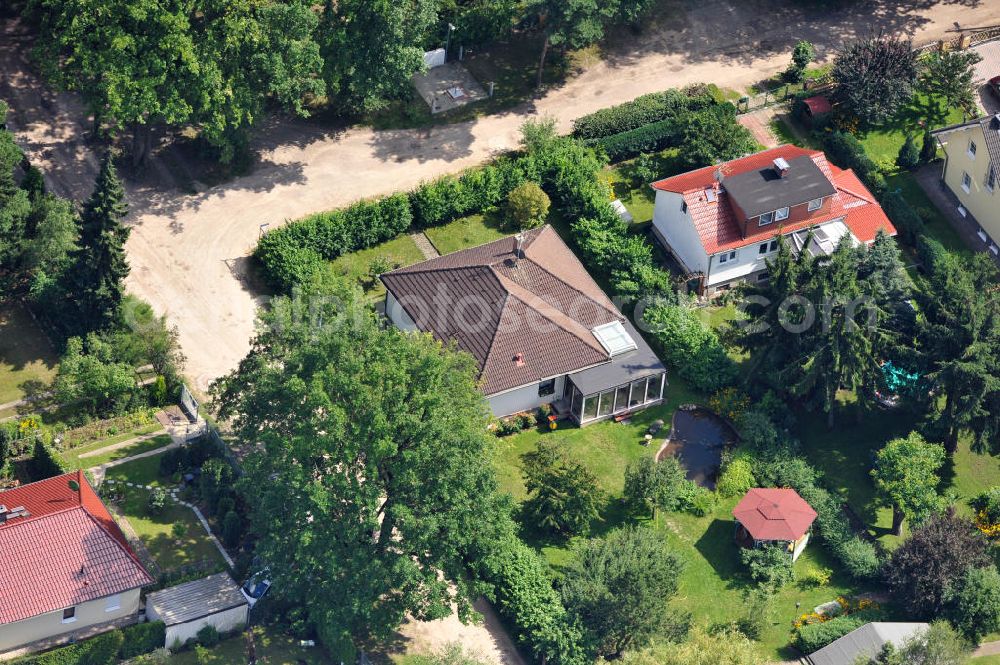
<box><xmin>593</xmin><ymin>117</ymin><xmax>687</xmax><ymax>163</ymax></box>
<box><xmin>119</xmin><ymin>621</ymin><xmax>166</xmax><ymax>659</ymax></box>
<box><xmin>572</xmin><ymin>89</ymin><xmax>712</xmax><ymax>140</ymax></box>
<box><xmin>14</xmin><ymin>630</ymin><xmax>124</xmax><ymax>665</ymax></box>
<box><xmin>29</xmin><ymin>438</ymin><xmax>69</xmax><ymax>481</ymax></box>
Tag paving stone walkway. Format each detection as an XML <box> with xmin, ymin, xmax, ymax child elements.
<box><xmin>411</xmin><ymin>231</ymin><xmax>441</xmax><ymax>259</ymax></box>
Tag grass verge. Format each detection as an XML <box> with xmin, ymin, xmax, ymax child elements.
<box><xmin>0</xmin><ymin>301</ymin><xmax>58</xmax><ymax>405</ymax></box>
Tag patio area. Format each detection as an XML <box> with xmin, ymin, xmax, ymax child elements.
<box><xmin>412</xmin><ymin>61</ymin><xmax>488</xmax><ymax>114</ymax></box>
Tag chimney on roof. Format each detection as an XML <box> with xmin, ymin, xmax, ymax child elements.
<box><xmin>514</xmin><ymin>232</ymin><xmax>525</xmax><ymax>260</ymax></box>
<box><xmin>773</xmin><ymin>156</ymin><xmax>790</xmax><ymax>178</ymax></box>
<box><xmin>514</xmin><ymin>353</ymin><xmax>525</xmax><ymax>367</ymax></box>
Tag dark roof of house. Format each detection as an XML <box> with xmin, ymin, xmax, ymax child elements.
<box><xmin>381</xmin><ymin>226</ymin><xmax>645</xmax><ymax>396</ymax></box>
<box><xmin>732</xmin><ymin>487</ymin><xmax>817</xmax><ymax>541</ymax></box>
<box><xmin>146</xmin><ymin>573</ymin><xmax>247</xmax><ymax>626</ymax></box>
<box><xmin>649</xmin><ymin>146</ymin><xmax>896</xmax><ymax>254</ymax></box>
<box><xmin>932</xmin><ymin>114</ymin><xmax>1000</xmax><ymax>175</ymax></box>
<box><xmin>0</xmin><ymin>471</ymin><xmax>154</xmax><ymax>625</ymax></box>
<box><xmin>805</xmin><ymin>623</ymin><xmax>928</xmax><ymax>665</ymax></box>
<box><xmin>720</xmin><ymin>154</ymin><xmax>838</xmax><ymax>219</ymax></box>
<box><xmin>568</xmin><ymin>319</ymin><xmax>665</xmax><ymax>396</ymax></box>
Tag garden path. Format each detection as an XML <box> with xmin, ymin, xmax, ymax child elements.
<box><xmin>410</xmin><ymin>231</ymin><xmax>441</xmax><ymax>260</ymax></box>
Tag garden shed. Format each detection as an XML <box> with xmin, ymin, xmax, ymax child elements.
<box><xmin>145</xmin><ymin>572</ymin><xmax>248</xmax><ymax>650</ymax></box>
<box><xmin>732</xmin><ymin>487</ymin><xmax>817</xmax><ymax>562</ymax></box>
<box><xmin>801</xmin><ymin>95</ymin><xmax>832</xmax><ymax>127</ymax></box>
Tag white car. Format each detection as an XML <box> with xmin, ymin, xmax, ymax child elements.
<box><xmin>240</xmin><ymin>570</ymin><xmax>271</xmax><ymax>608</ymax></box>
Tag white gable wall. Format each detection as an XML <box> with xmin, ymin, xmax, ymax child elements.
<box><xmin>651</xmin><ymin>191</ymin><xmax>708</xmax><ymax>275</ymax></box>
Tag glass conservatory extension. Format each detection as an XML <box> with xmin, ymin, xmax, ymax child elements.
<box><xmin>566</xmin><ymin>372</ymin><xmax>666</xmax><ymax>424</ymax></box>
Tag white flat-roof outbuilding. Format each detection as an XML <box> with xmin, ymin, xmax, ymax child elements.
<box><xmin>145</xmin><ymin>572</ymin><xmax>248</xmax><ymax>650</ymax></box>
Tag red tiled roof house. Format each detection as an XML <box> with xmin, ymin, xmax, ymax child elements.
<box><xmin>732</xmin><ymin>487</ymin><xmax>818</xmax><ymax>562</ymax></box>
<box><xmin>380</xmin><ymin>226</ymin><xmax>667</xmax><ymax>423</ymax></box>
<box><xmin>650</xmin><ymin>146</ymin><xmax>897</xmax><ymax>296</ymax></box>
<box><xmin>0</xmin><ymin>471</ymin><xmax>153</xmax><ymax>653</ymax></box>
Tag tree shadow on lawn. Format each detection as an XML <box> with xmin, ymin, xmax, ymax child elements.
<box><xmin>694</xmin><ymin>518</ymin><xmax>753</xmax><ymax>591</ymax></box>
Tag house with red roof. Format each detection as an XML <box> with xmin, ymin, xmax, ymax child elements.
<box><xmin>0</xmin><ymin>470</ymin><xmax>153</xmax><ymax>653</ymax></box>
<box><xmin>732</xmin><ymin>487</ymin><xmax>818</xmax><ymax>562</ymax></box>
<box><xmin>650</xmin><ymin>145</ymin><xmax>897</xmax><ymax>296</ymax></box>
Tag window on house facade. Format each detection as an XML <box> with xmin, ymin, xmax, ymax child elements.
<box><xmin>988</xmin><ymin>166</ymin><xmax>997</xmax><ymax>193</ymax></box>
<box><xmin>105</xmin><ymin>594</ymin><xmax>121</xmax><ymax>612</ymax></box>
<box><xmin>969</xmin><ymin>140</ymin><xmax>977</xmax><ymax>159</ymax></box>
<box><xmin>62</xmin><ymin>607</ymin><xmax>76</xmax><ymax>623</ymax></box>
<box><xmin>718</xmin><ymin>250</ymin><xmax>737</xmax><ymax>264</ymax></box>
<box><xmin>775</xmin><ymin>207</ymin><xmax>789</xmax><ymax>221</ymax></box>
<box><xmin>759</xmin><ymin>211</ymin><xmax>774</xmax><ymax>226</ymax></box>
<box><xmin>962</xmin><ymin>172</ymin><xmax>973</xmax><ymax>193</ymax></box>
<box><xmin>769</xmin><ymin>240</ymin><xmax>779</xmax><ymax>252</ymax></box>
<box><xmin>807</xmin><ymin>198</ymin><xmax>823</xmax><ymax>211</ymax></box>
<box><xmin>538</xmin><ymin>378</ymin><xmax>556</xmax><ymax>397</ymax></box>
<box><xmin>759</xmin><ymin>242</ymin><xmax>769</xmax><ymax>254</ymax></box>
<box><xmin>681</xmin><ymin>201</ymin><xmax>688</xmax><ymax>213</ymax></box>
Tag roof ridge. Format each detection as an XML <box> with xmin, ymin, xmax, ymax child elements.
<box><xmin>833</xmin><ymin>169</ymin><xmax>875</xmax><ymax>204</ymax></box>
<box><xmin>501</xmin><ymin>287</ymin><xmax>608</xmax><ymax>357</ymax></box>
<box><xmin>501</xmin><ymin>256</ymin><xmax>623</xmax><ymax>324</ymax></box>
<box><xmin>0</xmin><ymin>469</ymin><xmax>79</xmax><ymax>493</ymax></box>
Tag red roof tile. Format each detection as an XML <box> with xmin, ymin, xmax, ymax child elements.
<box><xmin>0</xmin><ymin>472</ymin><xmax>153</xmax><ymax>625</ymax></box>
<box><xmin>803</xmin><ymin>95</ymin><xmax>833</xmax><ymax>115</ymax></box>
<box><xmin>650</xmin><ymin>146</ymin><xmax>895</xmax><ymax>255</ymax></box>
<box><xmin>732</xmin><ymin>488</ymin><xmax>817</xmax><ymax>541</ymax></box>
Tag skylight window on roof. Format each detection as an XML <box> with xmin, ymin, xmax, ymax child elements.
<box><xmin>592</xmin><ymin>321</ymin><xmax>637</xmax><ymax>356</ymax></box>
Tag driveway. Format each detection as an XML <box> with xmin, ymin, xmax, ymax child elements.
<box><xmin>973</xmin><ymin>37</ymin><xmax>1000</xmax><ymax>113</ymax></box>
<box><xmin>4</xmin><ymin>1</ymin><xmax>1000</xmax><ymax>390</ymax></box>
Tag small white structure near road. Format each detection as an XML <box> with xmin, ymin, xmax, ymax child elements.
<box><xmin>423</xmin><ymin>48</ymin><xmax>446</xmax><ymax>69</ymax></box>
<box><xmin>145</xmin><ymin>573</ymin><xmax>249</xmax><ymax>650</ymax></box>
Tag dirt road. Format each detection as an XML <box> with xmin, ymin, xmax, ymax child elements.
<box><xmin>6</xmin><ymin>1</ymin><xmax>998</xmax><ymax>392</ymax></box>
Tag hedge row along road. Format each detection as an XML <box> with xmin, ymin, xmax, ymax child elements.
<box><xmin>3</xmin><ymin>1</ymin><xmax>999</xmax><ymax>396</ymax></box>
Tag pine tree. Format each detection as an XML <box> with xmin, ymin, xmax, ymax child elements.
<box><xmin>920</xmin><ymin>129</ymin><xmax>938</xmax><ymax>163</ymax></box>
<box><xmin>896</xmin><ymin>134</ymin><xmax>920</xmax><ymax>170</ymax></box>
<box><xmin>67</xmin><ymin>152</ymin><xmax>130</xmax><ymax>334</ymax></box>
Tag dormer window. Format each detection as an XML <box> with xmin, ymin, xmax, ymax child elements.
<box><xmin>775</xmin><ymin>207</ymin><xmax>789</xmax><ymax>221</ymax></box>
<box><xmin>807</xmin><ymin>198</ymin><xmax>823</xmax><ymax>211</ymax></box>
<box><xmin>759</xmin><ymin>212</ymin><xmax>774</xmax><ymax>226</ymax></box>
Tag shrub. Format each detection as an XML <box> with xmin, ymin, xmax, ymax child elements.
<box><xmin>716</xmin><ymin>454</ymin><xmax>755</xmax><ymax>498</ymax></box>
<box><xmin>594</xmin><ymin>117</ymin><xmax>687</xmax><ymax>163</ymax></box>
<box><xmin>572</xmin><ymin>89</ymin><xmax>709</xmax><ymax>140</ymax></box>
<box><xmin>920</xmin><ymin>129</ymin><xmax>938</xmax><ymax>163</ymax></box>
<box><xmin>895</xmin><ymin>134</ymin><xmax>920</xmax><ymax>170</ymax></box>
<box><xmin>643</xmin><ymin>302</ymin><xmax>738</xmax><ymax>392</ymax></box>
<box><xmin>196</xmin><ymin>625</ymin><xmax>220</xmax><ymax>648</ymax></box>
<box><xmin>803</xmin><ymin>566</ymin><xmax>833</xmax><ymax>588</ymax></box>
<box><xmin>147</xmin><ymin>487</ymin><xmax>168</xmax><ymax>515</ymax></box>
<box><xmin>506</xmin><ymin>182</ymin><xmax>550</xmax><ymax>230</ymax></box>
<box><xmin>222</xmin><ymin>510</ymin><xmax>242</xmax><ymax>548</ymax></box>
<box><xmin>119</xmin><ymin>622</ymin><xmax>167</xmax><ymax>659</ymax></box>
<box><xmin>171</xmin><ymin>522</ymin><xmax>188</xmax><ymax>540</ymax></box>
<box><xmin>820</xmin><ymin>131</ymin><xmax>886</xmax><ymax>196</ymax></box>
<box><xmin>741</xmin><ymin>545</ymin><xmax>794</xmax><ymax>589</ymax></box>
<box><xmin>676</xmin><ymin>104</ymin><xmax>758</xmax><ymax>170</ymax></box>
<box><xmin>795</xmin><ymin>613</ymin><xmax>870</xmax><ymax>653</ymax></box>
<box><xmin>16</xmin><ymin>629</ymin><xmax>125</xmax><ymax>665</ymax></box>
<box><xmin>836</xmin><ymin>536</ymin><xmax>881</xmax><ymax>580</ymax></box>
<box><xmin>971</xmin><ymin>487</ymin><xmax>1000</xmax><ymax>537</ymax></box>
<box><xmin>879</xmin><ymin>190</ymin><xmax>925</xmax><ymax>245</ymax></box>
<box><xmin>677</xmin><ymin>482</ymin><xmax>716</xmax><ymax>516</ymax></box>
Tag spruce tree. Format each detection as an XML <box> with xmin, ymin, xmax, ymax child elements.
<box><xmin>896</xmin><ymin>134</ymin><xmax>920</xmax><ymax>170</ymax></box>
<box><xmin>920</xmin><ymin>129</ymin><xmax>938</xmax><ymax>163</ymax></box>
<box><xmin>67</xmin><ymin>152</ymin><xmax>130</xmax><ymax>334</ymax></box>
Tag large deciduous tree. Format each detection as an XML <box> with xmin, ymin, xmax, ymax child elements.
<box><xmin>872</xmin><ymin>432</ymin><xmax>945</xmax><ymax>535</ymax></box>
<box><xmin>918</xmin><ymin>50</ymin><xmax>984</xmax><ymax>114</ymax></box>
<box><xmin>832</xmin><ymin>33</ymin><xmax>918</xmax><ymax>126</ymax></box>
<box><xmin>534</xmin><ymin>0</ymin><xmax>609</xmax><ymax>87</ymax></box>
<box><xmin>944</xmin><ymin>565</ymin><xmax>1000</xmax><ymax>642</ymax></box>
<box><xmin>560</xmin><ymin>526</ymin><xmax>686</xmax><ymax>659</ymax></box>
<box><xmin>885</xmin><ymin>511</ymin><xmax>990</xmax><ymax>616</ymax></box>
<box><xmin>521</xmin><ymin>439</ymin><xmax>604</xmax><ymax>537</ymax></box>
<box><xmin>212</xmin><ymin>272</ymin><xmax>510</xmax><ymax>648</ymax></box>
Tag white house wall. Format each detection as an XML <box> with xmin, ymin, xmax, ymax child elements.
<box><xmin>0</xmin><ymin>589</ymin><xmax>141</xmax><ymax>652</ymax></box>
<box><xmin>487</xmin><ymin>376</ymin><xmax>564</xmax><ymax>417</ymax></box>
<box><xmin>651</xmin><ymin>191</ymin><xmax>708</xmax><ymax>275</ymax></box>
<box><xmin>162</xmin><ymin>605</ymin><xmax>248</xmax><ymax>651</ymax></box>
<box><xmin>384</xmin><ymin>291</ymin><xmax>419</xmax><ymax>332</ymax></box>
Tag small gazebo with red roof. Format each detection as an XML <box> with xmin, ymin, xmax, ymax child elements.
<box><xmin>732</xmin><ymin>487</ymin><xmax>818</xmax><ymax>562</ymax></box>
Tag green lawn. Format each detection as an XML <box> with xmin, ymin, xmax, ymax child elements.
<box><xmin>329</xmin><ymin>234</ymin><xmax>426</xmax><ymax>297</ymax></box>
<box><xmin>0</xmin><ymin>302</ymin><xmax>58</xmax><ymax>405</ymax></box>
<box><xmin>493</xmin><ymin>376</ymin><xmax>875</xmax><ymax>659</ymax></box>
<box><xmin>604</xmin><ymin>148</ymin><xmax>685</xmax><ymax>226</ymax></box>
<box><xmin>112</xmin><ymin>481</ymin><xmax>225</xmax><ymax>572</ymax></box>
<box><xmin>64</xmin><ymin>433</ymin><xmax>172</xmax><ymax>469</ymax></box>
<box><xmin>166</xmin><ymin>629</ymin><xmax>333</xmax><ymax>664</ymax></box>
<box><xmin>424</xmin><ymin>211</ymin><xmax>509</xmax><ymax>255</ymax></box>
<box><xmin>971</xmin><ymin>656</ymin><xmax>1000</xmax><ymax>664</ymax></box>
<box><xmin>857</xmin><ymin>92</ymin><xmax>964</xmax><ymax>164</ymax></box>
<box><xmin>105</xmin><ymin>454</ymin><xmax>170</xmax><ymax>487</ymax></box>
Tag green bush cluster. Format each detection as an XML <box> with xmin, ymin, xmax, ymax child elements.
<box><xmin>794</xmin><ymin>608</ymin><xmax>884</xmax><ymax>653</ymax></box>
<box><xmin>494</xmin><ymin>412</ymin><xmax>538</xmax><ymax>436</ymax></box>
<box><xmin>642</xmin><ymin>301</ymin><xmax>738</xmax><ymax>393</ymax></box>
<box><xmin>879</xmin><ymin>190</ymin><xmax>925</xmax><ymax>246</ymax></box>
<box><xmin>571</xmin><ymin>89</ymin><xmax>711</xmax><ymax>140</ymax></box>
<box><xmin>820</xmin><ymin>131</ymin><xmax>886</xmax><ymax>196</ymax></box>
<box><xmin>469</xmin><ymin>532</ymin><xmax>586</xmax><ymax>665</ymax></box>
<box><xmin>716</xmin><ymin>454</ymin><xmax>756</xmax><ymax>498</ymax></box>
<box><xmin>411</xmin><ymin>156</ymin><xmax>538</xmax><ymax>228</ymax></box>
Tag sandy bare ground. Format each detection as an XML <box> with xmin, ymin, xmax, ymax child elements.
<box><xmin>3</xmin><ymin>4</ymin><xmax>1000</xmax><ymax>660</ymax></box>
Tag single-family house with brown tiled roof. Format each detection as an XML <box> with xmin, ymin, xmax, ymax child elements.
<box><xmin>0</xmin><ymin>470</ymin><xmax>154</xmax><ymax>653</ymax></box>
<box><xmin>380</xmin><ymin>225</ymin><xmax>667</xmax><ymax>423</ymax></box>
